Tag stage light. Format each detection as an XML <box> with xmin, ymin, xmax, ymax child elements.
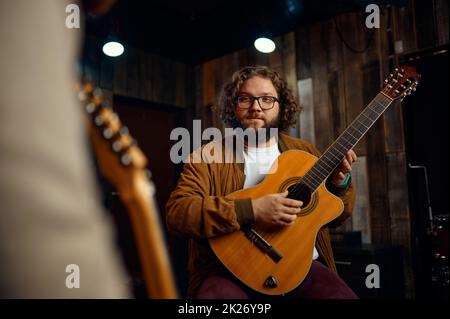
<box><xmin>102</xmin><ymin>41</ymin><xmax>124</xmax><ymax>57</ymax></box>
<box><xmin>254</xmin><ymin>37</ymin><xmax>276</xmax><ymax>53</ymax></box>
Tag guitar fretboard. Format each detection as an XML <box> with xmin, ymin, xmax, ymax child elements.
<box><xmin>301</xmin><ymin>92</ymin><xmax>393</xmax><ymax>192</ymax></box>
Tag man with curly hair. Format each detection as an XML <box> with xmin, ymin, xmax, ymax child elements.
<box><xmin>166</xmin><ymin>66</ymin><xmax>358</xmax><ymax>299</ymax></box>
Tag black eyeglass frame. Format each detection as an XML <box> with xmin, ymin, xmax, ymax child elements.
<box><xmin>234</xmin><ymin>95</ymin><xmax>280</xmax><ymax>110</ymax></box>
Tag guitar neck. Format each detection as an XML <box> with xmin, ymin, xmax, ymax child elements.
<box><xmin>118</xmin><ymin>173</ymin><xmax>179</xmax><ymax>299</ymax></box>
<box><xmin>303</xmin><ymin>92</ymin><xmax>393</xmax><ymax>192</ymax></box>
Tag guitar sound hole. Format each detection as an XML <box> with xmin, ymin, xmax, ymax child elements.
<box><xmin>287</xmin><ymin>183</ymin><xmax>312</xmax><ymax>208</ymax></box>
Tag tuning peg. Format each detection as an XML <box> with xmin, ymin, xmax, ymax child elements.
<box><xmin>121</xmin><ymin>153</ymin><xmax>132</xmax><ymax>166</ymax></box>
<box><xmin>103</xmin><ymin>127</ymin><xmax>114</xmax><ymax>139</ymax></box>
<box><xmin>389</xmin><ymin>73</ymin><xmax>393</xmax><ymax>77</ymax></box>
<box><xmin>112</xmin><ymin>140</ymin><xmax>123</xmax><ymax>152</ymax></box>
<box><xmin>394</xmin><ymin>68</ymin><xmax>399</xmax><ymax>72</ymax></box>
<box><xmin>406</xmin><ymin>79</ymin><xmax>412</xmax><ymax>84</ymax></box>
<box><xmin>384</xmin><ymin>79</ymin><xmax>389</xmax><ymax>83</ymax></box>
<box><xmin>78</xmin><ymin>91</ymin><xmax>87</xmax><ymax>102</ymax></box>
<box><xmin>94</xmin><ymin>115</ymin><xmax>104</xmax><ymax>126</ymax></box>
<box><xmin>120</xmin><ymin>126</ymin><xmax>129</xmax><ymax>136</ymax></box>
<box><xmin>85</xmin><ymin>102</ymin><xmax>96</xmax><ymax>114</ymax></box>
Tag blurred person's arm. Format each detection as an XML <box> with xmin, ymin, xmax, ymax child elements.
<box><xmin>0</xmin><ymin>0</ymin><xmax>129</xmax><ymax>298</ymax></box>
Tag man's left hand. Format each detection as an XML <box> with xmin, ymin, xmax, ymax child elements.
<box><xmin>330</xmin><ymin>150</ymin><xmax>357</xmax><ymax>187</ymax></box>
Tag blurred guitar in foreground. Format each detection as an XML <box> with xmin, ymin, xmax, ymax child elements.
<box><xmin>77</xmin><ymin>83</ymin><xmax>178</xmax><ymax>298</ymax></box>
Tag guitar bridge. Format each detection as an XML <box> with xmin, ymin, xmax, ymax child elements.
<box><xmin>243</xmin><ymin>228</ymin><xmax>283</xmax><ymax>263</ymax></box>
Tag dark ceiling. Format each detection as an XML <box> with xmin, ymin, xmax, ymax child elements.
<box><xmin>85</xmin><ymin>0</ymin><xmax>405</xmax><ymax>64</ymax></box>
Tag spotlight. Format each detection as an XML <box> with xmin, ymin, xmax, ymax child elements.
<box><xmin>254</xmin><ymin>37</ymin><xmax>276</xmax><ymax>53</ymax></box>
<box><xmin>102</xmin><ymin>40</ymin><xmax>124</xmax><ymax>57</ymax></box>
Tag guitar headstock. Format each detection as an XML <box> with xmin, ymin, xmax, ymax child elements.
<box><xmin>382</xmin><ymin>66</ymin><xmax>420</xmax><ymax>100</ymax></box>
<box><xmin>76</xmin><ymin>82</ymin><xmax>151</xmax><ymax>199</ymax></box>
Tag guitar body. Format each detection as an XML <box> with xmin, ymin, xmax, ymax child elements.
<box><xmin>209</xmin><ymin>150</ymin><xmax>344</xmax><ymax>295</ymax></box>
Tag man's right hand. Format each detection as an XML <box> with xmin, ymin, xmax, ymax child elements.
<box><xmin>251</xmin><ymin>191</ymin><xmax>303</xmax><ymax>228</ymax></box>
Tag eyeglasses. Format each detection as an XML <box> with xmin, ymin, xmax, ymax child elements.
<box><xmin>235</xmin><ymin>95</ymin><xmax>279</xmax><ymax>110</ymax></box>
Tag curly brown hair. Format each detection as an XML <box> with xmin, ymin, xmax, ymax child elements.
<box><xmin>218</xmin><ymin>66</ymin><xmax>302</xmax><ymax>132</ymax></box>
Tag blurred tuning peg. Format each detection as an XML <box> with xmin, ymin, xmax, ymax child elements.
<box><xmin>85</xmin><ymin>102</ymin><xmax>96</xmax><ymax>114</ymax></box>
<box><xmin>78</xmin><ymin>91</ymin><xmax>87</xmax><ymax>102</ymax></box>
<box><xmin>103</xmin><ymin>127</ymin><xmax>114</xmax><ymax>139</ymax></box>
<box><xmin>121</xmin><ymin>153</ymin><xmax>132</xmax><ymax>166</ymax></box>
<box><xmin>94</xmin><ymin>115</ymin><xmax>104</xmax><ymax>126</ymax></box>
<box><xmin>120</xmin><ymin>126</ymin><xmax>129</xmax><ymax>136</ymax></box>
<box><xmin>112</xmin><ymin>140</ymin><xmax>123</xmax><ymax>152</ymax></box>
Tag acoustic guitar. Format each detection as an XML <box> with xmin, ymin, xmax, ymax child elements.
<box><xmin>209</xmin><ymin>66</ymin><xmax>420</xmax><ymax>295</ymax></box>
<box><xmin>77</xmin><ymin>83</ymin><xmax>178</xmax><ymax>298</ymax></box>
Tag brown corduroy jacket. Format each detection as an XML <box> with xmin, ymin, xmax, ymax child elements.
<box><xmin>166</xmin><ymin>133</ymin><xmax>356</xmax><ymax>297</ymax></box>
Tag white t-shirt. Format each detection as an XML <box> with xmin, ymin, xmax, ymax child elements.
<box><xmin>242</xmin><ymin>141</ymin><xmax>319</xmax><ymax>260</ymax></box>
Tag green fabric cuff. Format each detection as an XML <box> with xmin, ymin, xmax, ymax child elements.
<box><xmin>234</xmin><ymin>198</ymin><xmax>254</xmax><ymax>226</ymax></box>
<box><xmin>326</xmin><ymin>174</ymin><xmax>351</xmax><ymax>196</ymax></box>
<box><xmin>336</xmin><ymin>173</ymin><xmax>351</xmax><ymax>189</ymax></box>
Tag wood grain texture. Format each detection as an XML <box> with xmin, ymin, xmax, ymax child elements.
<box><xmin>298</xmin><ymin>78</ymin><xmax>315</xmax><ymax>145</ymax></box>
<box><xmin>350</xmin><ymin>156</ymin><xmax>371</xmax><ymax>243</ymax></box>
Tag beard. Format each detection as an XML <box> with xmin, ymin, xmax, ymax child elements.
<box><xmin>236</xmin><ymin>112</ymin><xmax>280</xmax><ymax>144</ymax></box>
